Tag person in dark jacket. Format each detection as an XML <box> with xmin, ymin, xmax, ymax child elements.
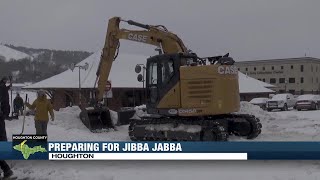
<box><xmin>14</xmin><ymin>93</ymin><xmax>24</xmax><ymax>116</ymax></box>
<box><xmin>0</xmin><ymin>76</ymin><xmax>14</xmax><ymax>179</ymax></box>
<box><xmin>0</xmin><ymin>77</ymin><xmax>11</xmax><ymax>118</ymax></box>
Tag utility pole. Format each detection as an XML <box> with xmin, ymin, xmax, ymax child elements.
<box><xmin>70</xmin><ymin>62</ymin><xmax>89</xmax><ymax>106</ymax></box>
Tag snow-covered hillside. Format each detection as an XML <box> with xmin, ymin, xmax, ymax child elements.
<box><xmin>0</xmin><ymin>44</ymin><xmax>31</xmax><ymax>62</ymax></box>
<box><xmin>3</xmin><ymin>100</ymin><xmax>320</xmax><ymax>179</ymax></box>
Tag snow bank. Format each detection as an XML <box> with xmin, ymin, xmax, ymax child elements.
<box><xmin>237</xmin><ymin>101</ymin><xmax>278</xmax><ymax>122</ymax></box>
<box><xmin>131</xmin><ymin>104</ymin><xmax>147</xmax><ymax>120</ymax></box>
<box><xmin>110</xmin><ymin>110</ymin><xmax>118</xmax><ymax>126</ymax></box>
<box><xmin>237</xmin><ymin>101</ymin><xmax>320</xmax><ymax>141</ymax></box>
<box><xmin>49</xmin><ymin>106</ymin><xmax>87</xmax><ymax>131</ymax></box>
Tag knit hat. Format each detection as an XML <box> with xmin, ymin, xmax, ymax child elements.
<box><xmin>37</xmin><ymin>89</ymin><xmax>46</xmax><ymax>97</ymax></box>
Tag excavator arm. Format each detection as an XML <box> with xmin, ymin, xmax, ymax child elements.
<box><xmin>95</xmin><ymin>17</ymin><xmax>188</xmax><ymax>102</ymax></box>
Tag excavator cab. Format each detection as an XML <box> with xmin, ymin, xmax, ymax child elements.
<box><xmin>145</xmin><ymin>53</ymin><xmax>196</xmax><ymax>115</ymax></box>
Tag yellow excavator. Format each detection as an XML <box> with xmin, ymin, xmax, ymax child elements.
<box><xmin>80</xmin><ymin>17</ymin><xmax>262</xmax><ymax>141</ymax></box>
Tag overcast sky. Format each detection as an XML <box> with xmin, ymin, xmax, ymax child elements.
<box><xmin>0</xmin><ymin>0</ymin><xmax>319</xmax><ymax>61</ymax></box>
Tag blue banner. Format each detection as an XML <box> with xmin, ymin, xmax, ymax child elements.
<box><xmin>2</xmin><ymin>141</ymin><xmax>320</xmax><ymax>160</ymax></box>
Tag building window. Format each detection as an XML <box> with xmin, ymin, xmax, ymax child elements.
<box><xmin>301</xmin><ymin>65</ymin><xmax>304</xmax><ymax>72</ymax></box>
<box><xmin>311</xmin><ymin>66</ymin><xmax>313</xmax><ymax>72</ymax></box>
<box><xmin>289</xmin><ymin>78</ymin><xmax>295</xmax><ymax>83</ymax></box>
<box><xmin>238</xmin><ymin>68</ymin><xmax>240</xmax><ymax>71</ymax></box>
<box><xmin>301</xmin><ymin>77</ymin><xmax>304</xmax><ymax>83</ymax></box>
<box><xmin>279</xmin><ymin>78</ymin><xmax>285</xmax><ymax>83</ymax></box>
<box><xmin>270</xmin><ymin>78</ymin><xmax>276</xmax><ymax>84</ymax></box>
<box><xmin>281</xmin><ymin>66</ymin><xmax>284</xmax><ymax>70</ymax></box>
<box><xmin>291</xmin><ymin>65</ymin><xmax>293</xmax><ymax>69</ymax></box>
<box><xmin>272</xmin><ymin>66</ymin><xmax>274</xmax><ymax>70</ymax></box>
<box><xmin>263</xmin><ymin>79</ymin><xmax>265</xmax><ymax>82</ymax></box>
<box><xmin>289</xmin><ymin>90</ymin><xmax>295</xmax><ymax>94</ymax></box>
<box><xmin>246</xmin><ymin>68</ymin><xmax>248</xmax><ymax>71</ymax></box>
<box><xmin>263</xmin><ymin>67</ymin><xmax>265</xmax><ymax>71</ymax></box>
<box><xmin>254</xmin><ymin>67</ymin><xmax>256</xmax><ymax>71</ymax></box>
<box><xmin>301</xmin><ymin>89</ymin><xmax>304</xmax><ymax>95</ymax></box>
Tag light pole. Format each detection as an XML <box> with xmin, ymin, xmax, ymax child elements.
<box><xmin>70</xmin><ymin>62</ymin><xmax>89</xmax><ymax>105</ymax></box>
<box><xmin>135</xmin><ymin>64</ymin><xmax>146</xmax><ymax>103</ymax></box>
<box><xmin>285</xmin><ymin>80</ymin><xmax>288</xmax><ymax>93</ymax></box>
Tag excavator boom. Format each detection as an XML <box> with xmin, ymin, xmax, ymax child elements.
<box><xmin>95</xmin><ymin>17</ymin><xmax>188</xmax><ymax>102</ymax></box>
<box><xmin>80</xmin><ymin>17</ymin><xmax>190</xmax><ymax>132</ymax></box>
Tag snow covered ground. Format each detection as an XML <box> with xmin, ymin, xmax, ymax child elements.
<box><xmin>3</xmin><ymin>99</ymin><xmax>320</xmax><ymax>179</ymax></box>
<box><xmin>0</xmin><ymin>44</ymin><xmax>31</xmax><ymax>62</ymax></box>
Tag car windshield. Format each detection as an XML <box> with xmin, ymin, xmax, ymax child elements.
<box><xmin>297</xmin><ymin>95</ymin><xmax>317</xmax><ymax>100</ymax></box>
<box><xmin>271</xmin><ymin>94</ymin><xmax>288</xmax><ymax>100</ymax></box>
<box><xmin>250</xmin><ymin>98</ymin><xmax>268</xmax><ymax>103</ymax></box>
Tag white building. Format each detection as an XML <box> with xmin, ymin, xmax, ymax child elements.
<box><xmin>24</xmin><ymin>52</ymin><xmax>273</xmax><ymax>110</ymax></box>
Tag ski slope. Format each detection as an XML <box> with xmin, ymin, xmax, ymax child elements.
<box><xmin>0</xmin><ymin>45</ymin><xmax>31</xmax><ymax>62</ymax></box>
<box><xmin>3</xmin><ymin>100</ymin><xmax>320</xmax><ymax>179</ymax></box>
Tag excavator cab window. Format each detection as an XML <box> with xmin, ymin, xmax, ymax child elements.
<box><xmin>147</xmin><ymin>61</ymin><xmax>158</xmax><ymax>104</ymax></box>
<box><xmin>149</xmin><ymin>62</ymin><xmax>158</xmax><ymax>85</ymax></box>
<box><xmin>160</xmin><ymin>60</ymin><xmax>174</xmax><ymax>84</ymax></box>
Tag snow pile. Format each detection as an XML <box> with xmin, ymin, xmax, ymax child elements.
<box><xmin>237</xmin><ymin>101</ymin><xmax>278</xmax><ymax>122</ymax></box>
<box><xmin>236</xmin><ymin>101</ymin><xmax>320</xmax><ymax>141</ymax></box>
<box><xmin>131</xmin><ymin>104</ymin><xmax>148</xmax><ymax>120</ymax></box>
<box><xmin>49</xmin><ymin>106</ymin><xmax>86</xmax><ymax>131</ymax></box>
<box><xmin>50</xmin><ymin>106</ymin><xmax>118</xmax><ymax>131</ymax></box>
<box><xmin>110</xmin><ymin>110</ymin><xmax>119</xmax><ymax>126</ymax></box>
<box><xmin>0</xmin><ymin>44</ymin><xmax>31</xmax><ymax>62</ymax></box>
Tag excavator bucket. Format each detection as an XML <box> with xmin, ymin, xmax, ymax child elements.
<box><xmin>79</xmin><ymin>107</ymin><xmax>115</xmax><ymax>132</ymax></box>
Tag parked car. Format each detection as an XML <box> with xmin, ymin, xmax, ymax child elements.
<box><xmin>295</xmin><ymin>94</ymin><xmax>320</xmax><ymax>111</ymax></box>
<box><xmin>266</xmin><ymin>93</ymin><xmax>296</xmax><ymax>111</ymax></box>
<box><xmin>249</xmin><ymin>98</ymin><xmax>269</xmax><ymax>110</ymax></box>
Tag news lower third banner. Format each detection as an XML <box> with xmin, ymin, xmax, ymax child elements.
<box><xmin>2</xmin><ymin>135</ymin><xmax>320</xmax><ymax>160</ymax></box>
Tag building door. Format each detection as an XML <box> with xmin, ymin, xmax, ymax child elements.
<box><xmin>65</xmin><ymin>91</ymin><xmax>74</xmax><ymax>107</ymax></box>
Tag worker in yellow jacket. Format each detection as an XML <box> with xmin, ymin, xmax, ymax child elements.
<box><xmin>25</xmin><ymin>90</ymin><xmax>54</xmax><ymax>136</ymax></box>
